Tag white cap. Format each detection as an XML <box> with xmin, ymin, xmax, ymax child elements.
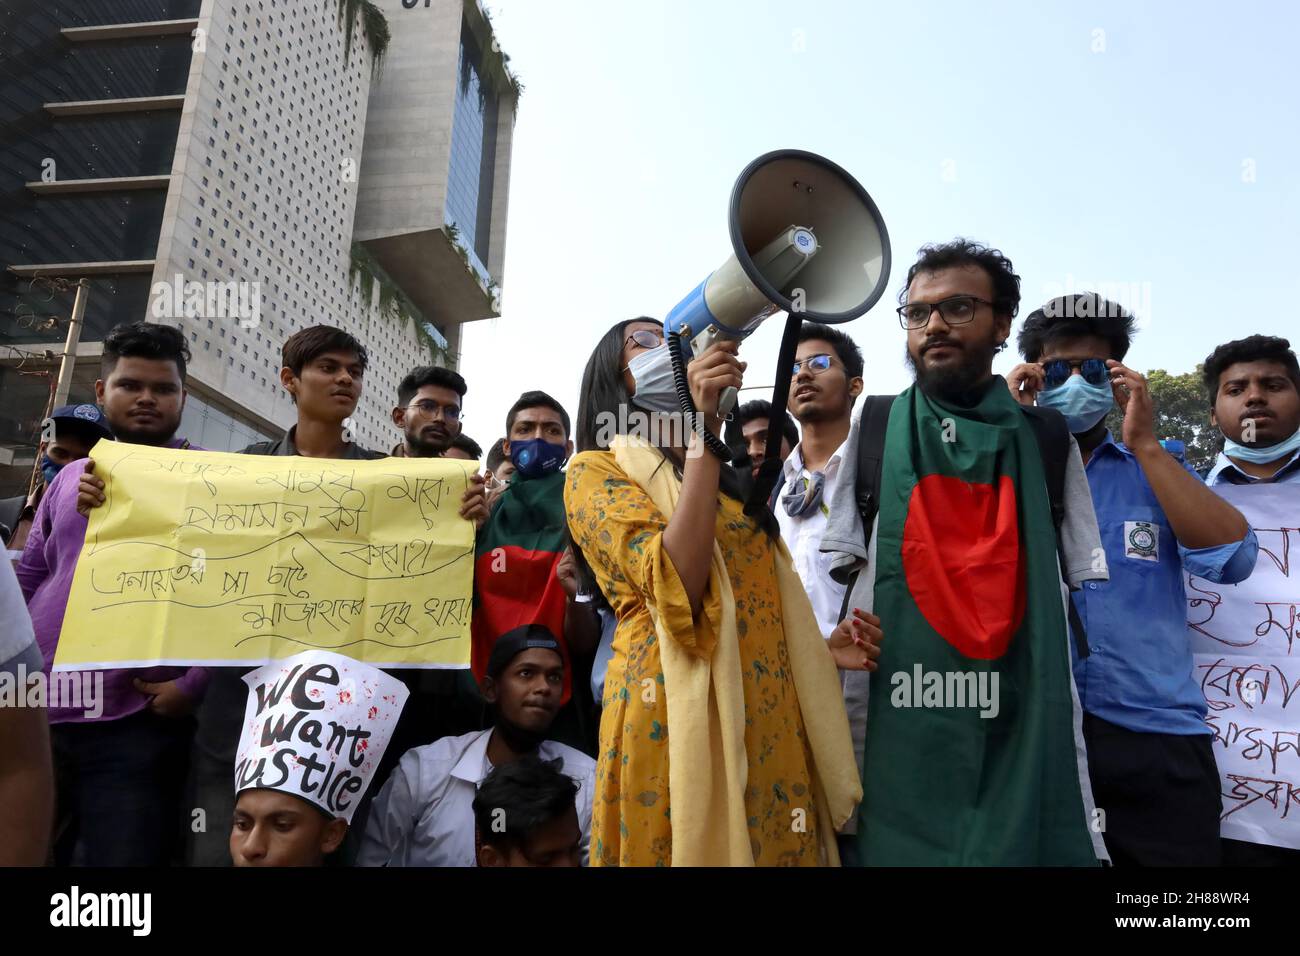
<box><xmin>234</xmin><ymin>650</ymin><xmax>409</xmax><ymax>823</ymax></box>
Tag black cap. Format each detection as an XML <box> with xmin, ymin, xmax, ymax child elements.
<box><xmin>486</xmin><ymin>624</ymin><xmax>563</xmax><ymax>680</ymax></box>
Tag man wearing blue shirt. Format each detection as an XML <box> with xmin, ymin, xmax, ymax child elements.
<box><xmin>1200</xmin><ymin>335</ymin><xmax>1300</xmax><ymax>866</ymax></box>
<box><xmin>1009</xmin><ymin>293</ymin><xmax>1256</xmax><ymax>866</ymax></box>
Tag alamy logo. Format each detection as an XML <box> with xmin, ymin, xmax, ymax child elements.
<box><xmin>149</xmin><ymin>274</ymin><xmax>261</xmax><ymax>328</ymax></box>
<box><xmin>49</xmin><ymin>886</ymin><xmax>151</xmax><ymax>936</ymax></box>
<box><xmin>0</xmin><ymin>665</ymin><xmax>103</xmax><ymax>719</ymax></box>
<box><xmin>593</xmin><ymin>407</ymin><xmax>711</xmax><ymax>458</ymax></box>
<box><xmin>890</xmin><ymin>664</ymin><xmax>1000</xmax><ymax>719</ymax></box>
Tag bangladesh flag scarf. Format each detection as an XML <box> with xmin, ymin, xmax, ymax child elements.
<box><xmin>471</xmin><ymin>470</ymin><xmax>572</xmax><ymax>704</ymax></box>
<box><xmin>857</xmin><ymin>379</ymin><xmax>1096</xmax><ymax>865</ymax></box>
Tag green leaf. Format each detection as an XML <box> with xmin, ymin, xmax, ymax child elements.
<box><xmin>348</xmin><ymin>242</ymin><xmax>456</xmax><ymax>367</ymax></box>
<box><xmin>332</xmin><ymin>0</ymin><xmax>390</xmax><ymax>79</ymax></box>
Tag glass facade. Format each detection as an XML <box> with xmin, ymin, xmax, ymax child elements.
<box><xmin>0</xmin><ymin>0</ymin><xmax>201</xmax><ymax>496</ymax></box>
<box><xmin>179</xmin><ymin>390</ymin><xmax>276</xmax><ymax>453</ymax></box>
<box><xmin>0</xmin><ymin>2</ymin><xmax>194</xmax><ymax>330</ymax></box>
<box><xmin>445</xmin><ymin>18</ymin><xmax>498</xmax><ymax>280</ymax></box>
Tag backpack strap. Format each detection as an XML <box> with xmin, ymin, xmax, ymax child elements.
<box><xmin>1021</xmin><ymin>404</ymin><xmax>1091</xmax><ymax>658</ymax></box>
<box><xmin>855</xmin><ymin>395</ymin><xmax>895</xmax><ymax>531</ymax></box>
<box><xmin>837</xmin><ymin>394</ymin><xmax>896</xmax><ymax>624</ymax></box>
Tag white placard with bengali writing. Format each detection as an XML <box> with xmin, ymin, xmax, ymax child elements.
<box><xmin>1187</xmin><ymin>482</ymin><xmax>1300</xmax><ymax>849</ymax></box>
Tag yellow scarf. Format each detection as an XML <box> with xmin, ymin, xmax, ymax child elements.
<box><xmin>612</xmin><ymin>435</ymin><xmax>862</xmax><ymax>866</ymax></box>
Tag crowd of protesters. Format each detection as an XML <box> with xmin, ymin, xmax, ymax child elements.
<box><xmin>1</xmin><ymin>237</ymin><xmax>1297</xmax><ymax>868</ymax></box>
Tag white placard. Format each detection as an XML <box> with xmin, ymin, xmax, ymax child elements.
<box><xmin>1187</xmin><ymin>482</ymin><xmax>1300</xmax><ymax>849</ymax></box>
<box><xmin>235</xmin><ymin>650</ymin><xmax>409</xmax><ymax>823</ymax></box>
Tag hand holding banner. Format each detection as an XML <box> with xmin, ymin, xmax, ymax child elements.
<box><xmin>54</xmin><ymin>440</ymin><xmax>477</xmax><ymax>671</ymax></box>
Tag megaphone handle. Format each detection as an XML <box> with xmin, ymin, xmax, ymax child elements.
<box><xmin>667</xmin><ymin>333</ymin><xmax>732</xmax><ymax>462</ymax></box>
<box><xmin>718</xmin><ymin>386</ymin><xmax>739</xmax><ymax>417</ymax></box>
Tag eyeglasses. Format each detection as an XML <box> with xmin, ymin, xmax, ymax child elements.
<box><xmin>624</xmin><ymin>329</ymin><xmax>664</xmax><ymax>351</ymax></box>
<box><xmin>1043</xmin><ymin>358</ymin><xmax>1109</xmax><ymax>390</ymax></box>
<box><xmin>407</xmin><ymin>399</ymin><xmax>461</xmax><ymax>422</ymax></box>
<box><xmin>896</xmin><ymin>295</ymin><xmax>994</xmax><ymax>330</ymax></box>
<box><xmin>791</xmin><ymin>353</ymin><xmax>837</xmax><ymax>376</ymax></box>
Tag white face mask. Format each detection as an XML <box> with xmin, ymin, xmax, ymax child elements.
<box><xmin>626</xmin><ymin>344</ymin><xmax>681</xmax><ymax>415</ymax></box>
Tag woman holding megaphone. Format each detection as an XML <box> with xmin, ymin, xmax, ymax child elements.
<box><xmin>564</xmin><ymin>317</ymin><xmax>881</xmax><ymax>867</ymax></box>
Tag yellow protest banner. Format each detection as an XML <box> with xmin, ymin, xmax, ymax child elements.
<box><xmin>53</xmin><ymin>440</ymin><xmax>476</xmax><ymax>670</ymax></box>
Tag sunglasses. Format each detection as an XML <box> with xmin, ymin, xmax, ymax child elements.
<box><xmin>624</xmin><ymin>329</ymin><xmax>664</xmax><ymax>351</ymax></box>
<box><xmin>1043</xmin><ymin>358</ymin><xmax>1109</xmax><ymax>390</ymax></box>
<box><xmin>791</xmin><ymin>354</ymin><xmax>836</xmax><ymax>376</ymax></box>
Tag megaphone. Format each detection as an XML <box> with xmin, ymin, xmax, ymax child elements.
<box><xmin>663</xmin><ymin>150</ymin><xmax>891</xmax><ymax>462</ymax></box>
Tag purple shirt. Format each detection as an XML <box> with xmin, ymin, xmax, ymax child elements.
<box><xmin>16</xmin><ymin>439</ymin><xmax>210</xmax><ymax>724</ymax></box>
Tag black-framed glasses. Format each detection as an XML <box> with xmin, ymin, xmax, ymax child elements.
<box><xmin>407</xmin><ymin>399</ymin><xmax>461</xmax><ymax>422</ymax></box>
<box><xmin>791</xmin><ymin>353</ymin><xmax>837</xmax><ymax>376</ymax></box>
<box><xmin>1043</xmin><ymin>358</ymin><xmax>1109</xmax><ymax>390</ymax></box>
<box><xmin>624</xmin><ymin>329</ymin><xmax>664</xmax><ymax>351</ymax></box>
<box><xmin>896</xmin><ymin>295</ymin><xmax>994</xmax><ymax>330</ymax></box>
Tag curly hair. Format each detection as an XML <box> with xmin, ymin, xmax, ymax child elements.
<box><xmin>901</xmin><ymin>238</ymin><xmax>1021</xmax><ymax>318</ymax></box>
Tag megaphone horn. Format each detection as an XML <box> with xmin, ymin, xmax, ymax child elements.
<box><xmin>663</xmin><ymin>150</ymin><xmax>891</xmax><ymax>462</ymax></box>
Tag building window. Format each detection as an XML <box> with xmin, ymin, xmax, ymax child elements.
<box><xmin>445</xmin><ymin>18</ymin><xmax>500</xmax><ymax>276</ymax></box>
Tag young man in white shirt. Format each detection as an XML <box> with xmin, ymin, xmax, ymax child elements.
<box><xmin>776</xmin><ymin>323</ymin><xmax>869</xmax><ymax>643</ymax></box>
<box><xmin>358</xmin><ymin>624</ymin><xmax>594</xmax><ymax>866</ymax></box>
<box><xmin>1198</xmin><ymin>335</ymin><xmax>1300</xmax><ymax>866</ymax></box>
<box><xmin>773</xmin><ymin>323</ymin><xmax>883</xmax><ymax>865</ymax></box>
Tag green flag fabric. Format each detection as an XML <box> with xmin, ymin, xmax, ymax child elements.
<box><xmin>858</xmin><ymin>379</ymin><xmax>1097</xmax><ymax>865</ymax></box>
<box><xmin>471</xmin><ymin>471</ymin><xmax>572</xmax><ymax>703</ymax></box>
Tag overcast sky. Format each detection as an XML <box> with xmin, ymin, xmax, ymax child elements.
<box><xmin>455</xmin><ymin>0</ymin><xmax>1299</xmax><ymax>450</ymax></box>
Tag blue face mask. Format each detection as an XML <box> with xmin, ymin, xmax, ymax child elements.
<box><xmin>509</xmin><ymin>437</ymin><xmax>568</xmax><ymax>480</ymax></box>
<box><xmin>1037</xmin><ymin>375</ymin><xmax>1115</xmax><ymax>434</ymax></box>
<box><xmin>1223</xmin><ymin>427</ymin><xmax>1300</xmax><ymax>464</ymax></box>
<box><xmin>40</xmin><ymin>455</ymin><xmax>62</xmax><ymax>486</ymax></box>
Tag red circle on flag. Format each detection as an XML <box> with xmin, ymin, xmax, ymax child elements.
<box><xmin>901</xmin><ymin>473</ymin><xmax>1026</xmax><ymax>660</ymax></box>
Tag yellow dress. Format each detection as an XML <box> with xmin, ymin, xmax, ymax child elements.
<box><xmin>565</xmin><ymin>450</ymin><xmax>820</xmax><ymax>866</ymax></box>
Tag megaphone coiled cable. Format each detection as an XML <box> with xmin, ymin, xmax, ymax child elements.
<box><xmin>667</xmin><ymin>332</ymin><xmax>732</xmax><ymax>463</ymax></box>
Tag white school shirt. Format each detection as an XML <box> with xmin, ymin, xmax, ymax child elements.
<box><xmin>357</xmin><ymin>728</ymin><xmax>595</xmax><ymax>867</ymax></box>
<box><xmin>773</xmin><ymin>437</ymin><xmax>852</xmax><ymax>639</ymax></box>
